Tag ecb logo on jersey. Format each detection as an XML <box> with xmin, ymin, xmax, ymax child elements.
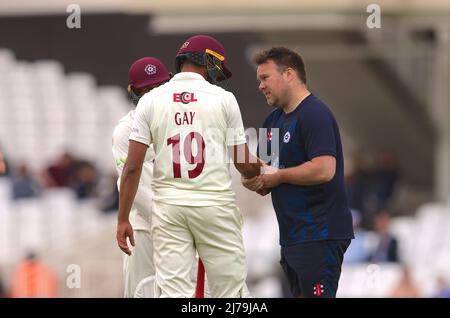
<box><xmin>144</xmin><ymin>64</ymin><xmax>157</xmax><ymax>75</ymax></box>
<box><xmin>283</xmin><ymin>131</ymin><xmax>291</xmax><ymax>143</ymax></box>
<box><xmin>173</xmin><ymin>92</ymin><xmax>198</xmax><ymax>104</ymax></box>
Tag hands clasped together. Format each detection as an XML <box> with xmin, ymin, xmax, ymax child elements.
<box><xmin>241</xmin><ymin>163</ymin><xmax>282</xmax><ymax>196</ymax></box>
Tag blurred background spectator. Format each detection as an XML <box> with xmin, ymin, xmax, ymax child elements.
<box><xmin>346</xmin><ymin>152</ymin><xmax>400</xmax><ymax>230</ymax></box>
<box><xmin>10</xmin><ymin>252</ymin><xmax>58</xmax><ymax>298</ymax></box>
<box><xmin>71</xmin><ymin>161</ymin><xmax>98</xmax><ymax>200</ymax></box>
<box><xmin>343</xmin><ymin>209</ymin><xmax>372</xmax><ymax>264</ymax></box>
<box><xmin>98</xmin><ymin>172</ymin><xmax>120</xmax><ymax>213</ymax></box>
<box><xmin>368</xmin><ymin>210</ymin><xmax>399</xmax><ymax>263</ymax></box>
<box><xmin>389</xmin><ymin>266</ymin><xmax>420</xmax><ymax>298</ymax></box>
<box><xmin>42</xmin><ymin>152</ymin><xmax>77</xmax><ymax>188</ymax></box>
<box><xmin>373</xmin><ymin>152</ymin><xmax>399</xmax><ymax>212</ymax></box>
<box><xmin>11</xmin><ymin>164</ymin><xmax>41</xmax><ymax>200</ymax></box>
<box><xmin>346</xmin><ymin>153</ymin><xmax>373</xmax><ymax>221</ymax></box>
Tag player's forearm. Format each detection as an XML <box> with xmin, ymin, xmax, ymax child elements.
<box><xmin>234</xmin><ymin>158</ymin><xmax>261</xmax><ymax>178</ymax></box>
<box><xmin>278</xmin><ymin>161</ymin><xmax>332</xmax><ymax>186</ymax></box>
<box><xmin>117</xmin><ymin>163</ymin><xmax>142</xmax><ymax>223</ymax></box>
<box><xmin>231</xmin><ymin>144</ymin><xmax>262</xmax><ymax>178</ymax></box>
<box><xmin>240</xmin><ymin>162</ymin><xmax>261</xmax><ymax>178</ymax></box>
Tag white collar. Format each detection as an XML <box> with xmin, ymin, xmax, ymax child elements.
<box><xmin>171</xmin><ymin>72</ymin><xmax>206</xmax><ymax>81</ymax></box>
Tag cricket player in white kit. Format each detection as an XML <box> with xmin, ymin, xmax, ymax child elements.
<box><xmin>116</xmin><ymin>35</ymin><xmax>261</xmax><ymax>298</ymax></box>
<box><xmin>112</xmin><ymin>57</ymin><xmax>171</xmax><ymax>297</ymax></box>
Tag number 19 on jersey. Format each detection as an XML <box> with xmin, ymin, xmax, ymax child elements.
<box><xmin>167</xmin><ymin>132</ymin><xmax>205</xmax><ymax>179</ymax></box>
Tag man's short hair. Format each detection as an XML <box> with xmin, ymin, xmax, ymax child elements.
<box><xmin>254</xmin><ymin>47</ymin><xmax>307</xmax><ymax>84</ymax></box>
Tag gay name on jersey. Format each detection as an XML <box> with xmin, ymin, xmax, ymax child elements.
<box><xmin>175</xmin><ymin>111</ymin><xmax>195</xmax><ymax>125</ymax></box>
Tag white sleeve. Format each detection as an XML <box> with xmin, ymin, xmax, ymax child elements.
<box><xmin>112</xmin><ymin>119</ymin><xmax>153</xmax><ymax>216</ymax></box>
<box><xmin>224</xmin><ymin>92</ymin><xmax>246</xmax><ymax>146</ymax></box>
<box><xmin>112</xmin><ymin>121</ymin><xmax>131</xmax><ymax>178</ymax></box>
<box><xmin>129</xmin><ymin>94</ymin><xmax>153</xmax><ymax>146</ymax></box>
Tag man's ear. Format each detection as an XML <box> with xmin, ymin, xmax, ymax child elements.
<box><xmin>287</xmin><ymin>68</ymin><xmax>299</xmax><ymax>82</ymax></box>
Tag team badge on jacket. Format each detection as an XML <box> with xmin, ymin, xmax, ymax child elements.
<box><xmin>283</xmin><ymin>131</ymin><xmax>291</xmax><ymax>143</ymax></box>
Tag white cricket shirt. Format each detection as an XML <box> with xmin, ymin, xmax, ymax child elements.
<box><xmin>129</xmin><ymin>72</ymin><xmax>246</xmax><ymax>206</ymax></box>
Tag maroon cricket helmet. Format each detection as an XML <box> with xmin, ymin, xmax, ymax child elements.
<box><xmin>128</xmin><ymin>57</ymin><xmax>171</xmax><ymax>90</ymax></box>
<box><xmin>175</xmin><ymin>35</ymin><xmax>232</xmax><ymax>82</ymax></box>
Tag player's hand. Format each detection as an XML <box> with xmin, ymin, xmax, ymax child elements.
<box><xmin>241</xmin><ymin>175</ymin><xmax>264</xmax><ymax>192</ymax></box>
<box><xmin>116</xmin><ymin>220</ymin><xmax>135</xmax><ymax>256</ymax></box>
<box><xmin>262</xmin><ymin>165</ymin><xmax>282</xmax><ymax>188</ymax></box>
<box><xmin>256</xmin><ymin>188</ymin><xmax>270</xmax><ymax>196</ymax></box>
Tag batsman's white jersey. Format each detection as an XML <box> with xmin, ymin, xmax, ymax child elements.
<box><xmin>112</xmin><ymin>110</ymin><xmax>155</xmax><ymax>298</ymax></box>
<box><xmin>129</xmin><ymin>72</ymin><xmax>246</xmax><ymax>206</ymax></box>
<box><xmin>130</xmin><ymin>72</ymin><xmax>249</xmax><ymax>298</ymax></box>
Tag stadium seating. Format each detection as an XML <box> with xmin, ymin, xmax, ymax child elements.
<box><xmin>339</xmin><ymin>203</ymin><xmax>450</xmax><ymax>297</ymax></box>
<box><xmin>0</xmin><ymin>48</ymin><xmax>130</xmax><ymax>173</ymax></box>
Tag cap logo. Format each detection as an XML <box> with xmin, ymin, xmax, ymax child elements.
<box><xmin>181</xmin><ymin>41</ymin><xmax>190</xmax><ymax>49</ymax></box>
<box><xmin>145</xmin><ymin>64</ymin><xmax>157</xmax><ymax>75</ymax></box>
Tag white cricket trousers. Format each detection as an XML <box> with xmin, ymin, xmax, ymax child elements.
<box><xmin>122</xmin><ymin>229</ymin><xmax>207</xmax><ymax>298</ymax></box>
<box><xmin>151</xmin><ymin>201</ymin><xmax>248</xmax><ymax>298</ymax></box>
<box><xmin>122</xmin><ymin>212</ymin><xmax>211</xmax><ymax>298</ymax></box>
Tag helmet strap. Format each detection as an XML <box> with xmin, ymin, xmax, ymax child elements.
<box><xmin>127</xmin><ymin>84</ymin><xmax>141</xmax><ymax>106</ymax></box>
